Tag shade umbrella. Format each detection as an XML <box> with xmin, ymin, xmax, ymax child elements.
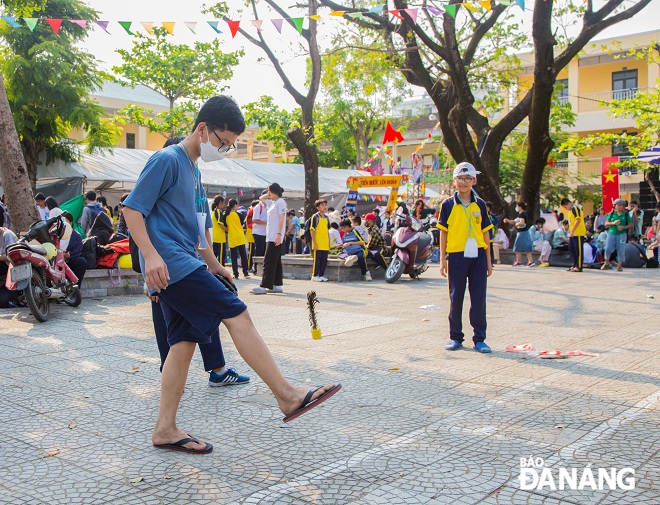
<box><xmin>636</xmin><ymin>146</ymin><xmax>660</xmax><ymax>164</ymax></box>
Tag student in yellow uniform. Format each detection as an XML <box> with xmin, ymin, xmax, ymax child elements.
<box><xmin>211</xmin><ymin>195</ymin><xmax>227</xmax><ymax>266</ymax></box>
<box><xmin>245</xmin><ymin>201</ymin><xmax>257</xmax><ymax>273</ymax></box>
<box><xmin>226</xmin><ymin>198</ymin><xmax>250</xmax><ymax>279</ymax></box>
<box><xmin>561</xmin><ymin>198</ymin><xmax>586</xmax><ymax>272</ymax></box>
<box><xmin>310</xmin><ymin>199</ymin><xmax>330</xmax><ymax>281</ymax></box>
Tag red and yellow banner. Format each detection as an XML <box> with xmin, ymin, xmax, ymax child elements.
<box><xmin>601</xmin><ymin>156</ymin><xmax>619</xmax><ymax>213</ymax></box>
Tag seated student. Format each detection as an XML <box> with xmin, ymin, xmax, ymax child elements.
<box><xmin>529</xmin><ymin>218</ymin><xmax>552</xmax><ymax>267</ymax></box>
<box><xmin>328</xmin><ymin>222</ymin><xmax>342</xmax><ymax>254</ymax></box>
<box><xmin>623</xmin><ymin>237</ymin><xmax>648</xmax><ymax>268</ymax></box>
<box><xmin>0</xmin><ymin>224</ymin><xmax>24</xmax><ymax>308</ymax></box>
<box><xmin>552</xmin><ymin>220</ymin><xmax>570</xmax><ymax>251</ymax></box>
<box><xmin>87</xmin><ymin>210</ymin><xmax>115</xmax><ymax>245</ymax></box>
<box><xmin>594</xmin><ymin>225</ymin><xmax>607</xmax><ymax>253</ymax></box>
<box><xmin>351</xmin><ymin>215</ymin><xmax>370</xmax><ymax>242</ymax></box>
<box><xmin>340</xmin><ymin>219</ymin><xmax>371</xmax><ymax>281</ymax></box>
<box><xmin>492</xmin><ymin>227</ymin><xmax>509</xmax><ymax>265</ymax></box>
<box><xmin>60</xmin><ymin>211</ymin><xmax>87</xmax><ymax>288</ymax></box>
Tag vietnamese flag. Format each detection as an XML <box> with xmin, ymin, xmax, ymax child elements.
<box><xmin>382</xmin><ymin>121</ymin><xmax>404</xmax><ymax>145</ymax></box>
<box><xmin>601</xmin><ymin>156</ymin><xmax>619</xmax><ymax>213</ymax></box>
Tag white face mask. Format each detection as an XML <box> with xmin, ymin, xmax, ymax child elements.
<box><xmin>200</xmin><ymin>130</ymin><xmax>226</xmax><ymax>163</ymax></box>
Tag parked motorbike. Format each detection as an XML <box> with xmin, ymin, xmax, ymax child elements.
<box><xmin>5</xmin><ymin>215</ymin><xmax>81</xmax><ymax>322</ymax></box>
<box><xmin>385</xmin><ymin>212</ymin><xmax>433</xmax><ymax>283</ymax></box>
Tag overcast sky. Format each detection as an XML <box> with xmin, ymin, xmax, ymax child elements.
<box><xmin>84</xmin><ymin>0</ymin><xmax>660</xmax><ymax>110</ymax></box>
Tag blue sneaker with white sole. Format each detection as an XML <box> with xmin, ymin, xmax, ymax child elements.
<box><xmin>474</xmin><ymin>342</ymin><xmax>492</xmax><ymax>354</ymax></box>
<box><xmin>209</xmin><ymin>368</ymin><xmax>250</xmax><ymax>386</ymax></box>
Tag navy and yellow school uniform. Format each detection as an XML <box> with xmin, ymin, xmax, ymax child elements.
<box><xmin>568</xmin><ymin>205</ymin><xmax>586</xmax><ymax>270</ymax></box>
<box><xmin>310</xmin><ymin>212</ymin><xmax>330</xmax><ymax>278</ymax></box>
<box><xmin>437</xmin><ymin>193</ymin><xmax>493</xmax><ymax>344</ymax></box>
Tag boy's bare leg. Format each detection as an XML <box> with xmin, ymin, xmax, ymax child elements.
<box><xmin>223</xmin><ymin>310</ymin><xmax>336</xmax><ymax>415</ymax></box>
<box><xmin>152</xmin><ymin>341</ymin><xmax>206</xmax><ymax>450</ymax></box>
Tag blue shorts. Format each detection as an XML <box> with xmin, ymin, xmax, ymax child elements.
<box><xmin>157</xmin><ymin>266</ymin><xmax>247</xmax><ymax>347</ymax></box>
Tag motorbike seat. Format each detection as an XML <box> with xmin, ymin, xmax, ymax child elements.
<box><xmin>7</xmin><ymin>242</ymin><xmax>48</xmax><ymax>256</ymax></box>
<box><xmin>417</xmin><ymin>233</ymin><xmax>432</xmax><ymax>251</ymax></box>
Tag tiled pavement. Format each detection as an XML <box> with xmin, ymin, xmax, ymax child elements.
<box><xmin>0</xmin><ymin>266</ymin><xmax>658</xmax><ymax>504</ymax></box>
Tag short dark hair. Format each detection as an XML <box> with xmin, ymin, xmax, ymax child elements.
<box><xmin>535</xmin><ymin>217</ymin><xmax>546</xmax><ymax>225</ymax></box>
<box><xmin>163</xmin><ymin>136</ymin><xmax>186</xmax><ymax>148</ymax></box>
<box><xmin>251</xmin><ymin>200</ymin><xmax>259</xmax><ymax>207</ymax></box>
<box><xmin>315</xmin><ymin>199</ymin><xmax>327</xmax><ymax>208</ymax></box>
<box><xmin>339</xmin><ymin>219</ymin><xmax>352</xmax><ymax>228</ymax></box>
<box><xmin>97</xmin><ymin>196</ymin><xmax>107</xmax><ymax>206</ymax></box>
<box><xmin>516</xmin><ymin>201</ymin><xmax>527</xmax><ymax>210</ymax></box>
<box><xmin>373</xmin><ymin>208</ymin><xmax>380</xmax><ymax>215</ymax></box>
<box><xmin>631</xmin><ymin>200</ymin><xmax>638</xmax><ymax>205</ymax></box>
<box><xmin>268</xmin><ymin>183</ymin><xmax>283</xmax><ymax>198</ymax></box>
<box><xmin>228</xmin><ymin>198</ymin><xmax>238</xmax><ymax>209</ymax></box>
<box><xmin>34</xmin><ymin>192</ymin><xmax>45</xmax><ymax>201</ymax></box>
<box><xmin>85</xmin><ymin>191</ymin><xmax>96</xmax><ymax>201</ymax></box>
<box><xmin>328</xmin><ymin>207</ymin><xmax>335</xmax><ymax>212</ymax></box>
<box><xmin>61</xmin><ymin>211</ymin><xmax>74</xmax><ymax>224</ymax></box>
<box><xmin>192</xmin><ymin>95</ymin><xmax>246</xmax><ymax>136</ymax></box>
<box><xmin>597</xmin><ymin>225</ymin><xmax>605</xmax><ymax>232</ymax></box>
<box><xmin>562</xmin><ymin>219</ymin><xmax>569</xmax><ymax>225</ymax></box>
<box><xmin>45</xmin><ymin>196</ymin><xmax>58</xmax><ymax>210</ymax></box>
<box><xmin>352</xmin><ymin>216</ymin><xmax>362</xmax><ymax>225</ymax></box>
<box><xmin>560</xmin><ymin>198</ymin><xmax>571</xmax><ymax>206</ymax></box>
<box><xmin>120</xmin><ymin>193</ymin><xmax>130</xmax><ymax>203</ymax></box>
<box><xmin>330</xmin><ymin>222</ymin><xmax>339</xmax><ymax>229</ymax></box>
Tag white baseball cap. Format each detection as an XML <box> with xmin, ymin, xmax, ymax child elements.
<box><xmin>453</xmin><ymin>162</ymin><xmax>481</xmax><ymax>178</ymax></box>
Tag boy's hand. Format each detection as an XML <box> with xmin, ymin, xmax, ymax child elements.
<box><xmin>143</xmin><ymin>252</ymin><xmax>169</xmax><ymax>292</ymax></box>
<box><xmin>487</xmin><ymin>262</ymin><xmax>493</xmax><ymax>277</ymax></box>
<box><xmin>439</xmin><ymin>259</ymin><xmax>447</xmax><ymax>278</ymax></box>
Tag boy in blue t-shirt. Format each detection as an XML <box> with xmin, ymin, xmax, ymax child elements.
<box><xmin>123</xmin><ymin>96</ymin><xmax>341</xmax><ymax>455</ymax></box>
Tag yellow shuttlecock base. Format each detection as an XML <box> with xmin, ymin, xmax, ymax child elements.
<box><xmin>311</xmin><ymin>327</ymin><xmax>322</xmax><ymax>340</ymax></box>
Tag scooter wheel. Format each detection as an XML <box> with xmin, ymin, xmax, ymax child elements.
<box><xmin>385</xmin><ymin>257</ymin><xmax>405</xmax><ymax>283</ymax></box>
<box><xmin>64</xmin><ymin>286</ymin><xmax>82</xmax><ymax>307</ymax></box>
<box><xmin>24</xmin><ymin>269</ymin><xmax>50</xmax><ymax>322</ymax></box>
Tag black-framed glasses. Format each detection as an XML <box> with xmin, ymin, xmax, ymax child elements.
<box><xmin>211</xmin><ymin>130</ymin><xmax>236</xmax><ymax>154</ymax></box>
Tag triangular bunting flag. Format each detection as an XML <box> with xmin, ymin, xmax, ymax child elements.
<box><xmin>463</xmin><ymin>3</ymin><xmax>479</xmax><ymax>12</ymax></box>
<box><xmin>382</xmin><ymin>121</ymin><xmax>405</xmax><ymax>144</ymax></box>
<box><xmin>1</xmin><ymin>16</ymin><xmax>21</xmax><ymax>28</ymax></box>
<box><xmin>226</xmin><ymin>20</ymin><xmax>240</xmax><ymax>38</ymax></box>
<box><xmin>184</xmin><ymin>21</ymin><xmax>197</xmax><ymax>33</ymax></box>
<box><xmin>515</xmin><ymin>0</ymin><xmax>525</xmax><ymax>10</ymax></box>
<box><xmin>207</xmin><ymin>21</ymin><xmax>222</xmax><ymax>34</ymax></box>
<box><xmin>444</xmin><ymin>4</ymin><xmax>458</xmax><ymax>17</ymax></box>
<box><xmin>95</xmin><ymin>20</ymin><xmax>110</xmax><ymax>33</ymax></box>
<box><xmin>45</xmin><ymin>19</ymin><xmax>63</xmax><ymax>35</ymax></box>
<box><xmin>346</xmin><ymin>12</ymin><xmax>363</xmax><ymax>18</ymax></box>
<box><xmin>309</xmin><ymin>15</ymin><xmax>321</xmax><ymax>20</ymax></box>
<box><xmin>403</xmin><ymin>8</ymin><xmax>419</xmax><ymax>23</ymax></box>
<box><xmin>118</xmin><ymin>21</ymin><xmax>135</xmax><ymax>35</ymax></box>
<box><xmin>69</xmin><ymin>19</ymin><xmax>87</xmax><ymax>28</ymax></box>
<box><xmin>291</xmin><ymin>17</ymin><xmax>304</xmax><ymax>34</ymax></box>
<box><xmin>368</xmin><ymin>4</ymin><xmax>386</xmax><ymax>14</ymax></box>
<box><xmin>140</xmin><ymin>22</ymin><xmax>154</xmax><ymax>35</ymax></box>
<box><xmin>426</xmin><ymin>6</ymin><xmax>442</xmax><ymax>16</ymax></box>
<box><xmin>251</xmin><ymin>19</ymin><xmax>263</xmax><ymax>31</ymax></box>
<box><xmin>271</xmin><ymin>18</ymin><xmax>283</xmax><ymax>33</ymax></box>
<box><xmin>162</xmin><ymin>22</ymin><xmax>175</xmax><ymax>35</ymax></box>
<box><xmin>478</xmin><ymin>0</ymin><xmax>492</xmax><ymax>10</ymax></box>
<box><xmin>389</xmin><ymin>10</ymin><xmax>404</xmax><ymax>20</ymax></box>
<box><xmin>24</xmin><ymin>17</ymin><xmax>39</xmax><ymax>31</ymax></box>
<box><xmin>329</xmin><ymin>11</ymin><xmax>346</xmax><ymax>17</ymax></box>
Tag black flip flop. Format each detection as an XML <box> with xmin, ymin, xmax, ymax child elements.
<box><xmin>283</xmin><ymin>384</ymin><xmax>343</xmax><ymax>423</ymax></box>
<box><xmin>154</xmin><ymin>434</ymin><xmax>213</xmax><ymax>454</ymax></box>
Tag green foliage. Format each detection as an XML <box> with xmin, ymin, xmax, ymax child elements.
<box><xmin>112</xmin><ymin>26</ymin><xmax>242</xmax><ymax>137</ymax></box>
<box><xmin>320</xmin><ymin>41</ymin><xmax>409</xmax><ymax>166</ymax></box>
<box><xmin>0</xmin><ymin>0</ymin><xmax>119</xmax><ymax>175</ymax></box>
<box><xmin>243</xmin><ymin>96</ymin><xmax>299</xmax><ymax>155</ymax></box>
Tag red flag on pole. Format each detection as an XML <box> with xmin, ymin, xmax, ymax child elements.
<box><xmin>601</xmin><ymin>156</ymin><xmax>620</xmax><ymax>213</ymax></box>
<box><xmin>382</xmin><ymin>121</ymin><xmax>404</xmax><ymax>145</ymax></box>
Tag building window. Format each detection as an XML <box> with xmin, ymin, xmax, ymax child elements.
<box><xmin>612</xmin><ymin>140</ymin><xmax>632</xmax><ymax>157</ymax></box>
<box><xmin>126</xmin><ymin>133</ymin><xmax>136</xmax><ymax>149</ymax></box>
<box><xmin>555</xmin><ymin>79</ymin><xmax>569</xmax><ymax>105</ymax></box>
<box><xmin>612</xmin><ymin>69</ymin><xmax>637</xmax><ymax>99</ymax></box>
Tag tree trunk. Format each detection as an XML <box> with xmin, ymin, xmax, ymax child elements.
<box><xmin>0</xmin><ymin>75</ymin><xmax>40</xmax><ymax>233</ymax></box>
<box><xmin>288</xmin><ymin>126</ymin><xmax>319</xmax><ymax>219</ymax></box>
<box><xmin>521</xmin><ymin>0</ymin><xmax>557</xmax><ymax>220</ymax></box>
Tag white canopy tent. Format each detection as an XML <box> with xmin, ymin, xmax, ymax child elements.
<box><xmin>37</xmin><ymin>148</ymin><xmax>439</xmax><ymax>206</ymax></box>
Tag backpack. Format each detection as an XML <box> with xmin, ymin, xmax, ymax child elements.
<box><xmin>0</xmin><ymin>202</ymin><xmax>10</xmax><ymax>229</ymax></box>
<box><xmin>303</xmin><ymin>214</ymin><xmax>315</xmax><ymax>244</ymax></box>
<box><xmin>129</xmin><ymin>235</ymin><xmax>141</xmax><ymax>273</ymax></box>
<box><xmin>81</xmin><ymin>237</ymin><xmax>98</xmax><ymax>270</ymax></box>
<box><xmin>87</xmin><ymin>203</ymin><xmax>104</xmax><ymax>224</ymax></box>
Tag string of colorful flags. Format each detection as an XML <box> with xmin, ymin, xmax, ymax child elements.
<box><xmin>0</xmin><ymin>1</ymin><xmax>526</xmax><ymax>37</ymax></box>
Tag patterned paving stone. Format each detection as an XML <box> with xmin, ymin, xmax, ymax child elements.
<box><xmin>1</xmin><ymin>268</ymin><xmax>657</xmax><ymax>504</ymax></box>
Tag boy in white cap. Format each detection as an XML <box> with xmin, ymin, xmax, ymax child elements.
<box><xmin>437</xmin><ymin>162</ymin><xmax>493</xmax><ymax>353</ymax></box>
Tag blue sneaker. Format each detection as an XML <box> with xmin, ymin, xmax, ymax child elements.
<box><xmin>209</xmin><ymin>368</ymin><xmax>250</xmax><ymax>386</ymax></box>
<box><xmin>444</xmin><ymin>340</ymin><xmax>463</xmax><ymax>351</ymax></box>
<box><xmin>474</xmin><ymin>342</ymin><xmax>492</xmax><ymax>354</ymax></box>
